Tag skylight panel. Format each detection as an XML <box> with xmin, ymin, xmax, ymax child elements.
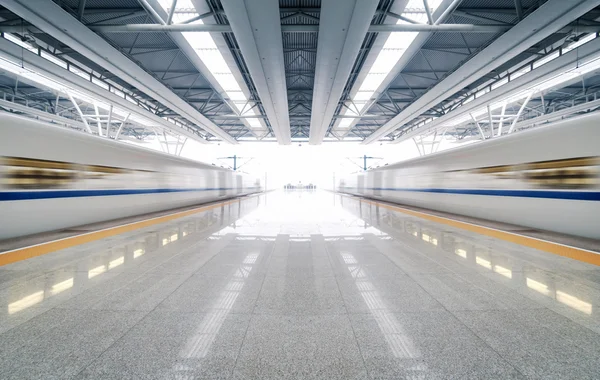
<box><xmin>228</xmin><ymin>91</ymin><xmax>247</xmax><ymax>102</ymax></box>
<box><xmin>41</xmin><ymin>50</ymin><xmax>67</xmax><ymax>69</ymax></box>
<box><xmin>354</xmin><ymin>91</ymin><xmax>374</xmax><ymax>102</ymax></box>
<box><xmin>337</xmin><ymin>119</ymin><xmax>353</xmax><ymax>129</ymax></box>
<box><xmin>92</xmin><ymin>76</ymin><xmax>109</xmax><ymax>90</ymax></box>
<box><xmin>5</xmin><ymin>33</ymin><xmax>37</xmax><ymax>53</ymax></box>
<box><xmin>214</xmin><ymin>73</ymin><xmax>242</xmax><ymax>92</ymax></box>
<box><xmin>511</xmin><ymin>65</ymin><xmax>530</xmax><ymax>80</ymax></box>
<box><xmin>491</xmin><ymin>77</ymin><xmax>509</xmax><ymax>90</ymax></box>
<box><xmin>69</xmin><ymin>65</ymin><xmax>90</xmax><ymax>80</ymax></box>
<box><xmin>156</xmin><ymin>0</ymin><xmax>265</xmax><ymax>135</ymax></box>
<box><xmin>247</xmin><ymin>119</ymin><xmax>263</xmax><ymax>129</ymax></box>
<box><xmin>563</xmin><ymin>33</ymin><xmax>596</xmax><ymax>52</ymax></box>
<box><xmin>533</xmin><ymin>50</ymin><xmax>560</xmax><ymax>69</ymax></box>
<box><xmin>334</xmin><ymin>0</ymin><xmax>443</xmax><ymax>133</ymax></box>
<box><xmin>359</xmin><ymin>73</ymin><xmax>387</xmax><ymax>92</ymax></box>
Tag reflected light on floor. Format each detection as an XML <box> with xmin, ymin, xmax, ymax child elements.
<box><xmin>493</xmin><ymin>265</ymin><xmax>513</xmax><ymax>279</ymax></box>
<box><xmin>556</xmin><ymin>290</ymin><xmax>593</xmax><ymax>315</ymax></box>
<box><xmin>50</xmin><ymin>278</ymin><xmax>74</xmax><ymax>295</ymax></box>
<box><xmin>476</xmin><ymin>256</ymin><xmax>492</xmax><ymax>269</ymax></box>
<box><xmin>455</xmin><ymin>248</ymin><xmax>467</xmax><ymax>258</ymax></box>
<box><xmin>109</xmin><ymin>256</ymin><xmax>124</xmax><ymax>269</ymax></box>
<box><xmin>8</xmin><ymin>291</ymin><xmax>44</xmax><ymax>314</ymax></box>
<box><xmin>527</xmin><ymin>278</ymin><xmax>551</xmax><ymax>296</ymax></box>
<box><xmin>179</xmin><ymin>251</ymin><xmax>260</xmax><ymax>364</ymax></box>
<box><xmin>421</xmin><ymin>233</ymin><xmax>438</xmax><ymax>245</ymax></box>
<box><xmin>341</xmin><ymin>250</ymin><xmax>420</xmax><ymax>360</ymax></box>
<box><xmin>88</xmin><ymin>264</ymin><xmax>107</xmax><ymax>279</ymax></box>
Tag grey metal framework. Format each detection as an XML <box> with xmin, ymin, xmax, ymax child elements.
<box><xmin>0</xmin><ymin>0</ymin><xmax>598</xmax><ymax>148</ymax></box>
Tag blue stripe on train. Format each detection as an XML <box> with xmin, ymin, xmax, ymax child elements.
<box><xmin>0</xmin><ymin>187</ymin><xmax>261</xmax><ymax>201</ymax></box>
<box><xmin>340</xmin><ymin>187</ymin><xmax>600</xmax><ymax>201</ymax></box>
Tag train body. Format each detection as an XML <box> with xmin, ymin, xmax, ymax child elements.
<box><xmin>0</xmin><ymin>114</ymin><xmax>262</xmax><ymax>239</ymax></box>
<box><xmin>338</xmin><ymin>113</ymin><xmax>600</xmax><ymax>239</ymax></box>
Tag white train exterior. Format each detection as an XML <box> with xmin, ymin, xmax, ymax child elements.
<box><xmin>0</xmin><ymin>114</ymin><xmax>262</xmax><ymax>239</ymax></box>
<box><xmin>338</xmin><ymin>113</ymin><xmax>600</xmax><ymax>239</ymax></box>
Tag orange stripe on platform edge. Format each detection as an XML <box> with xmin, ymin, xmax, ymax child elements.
<box><xmin>0</xmin><ymin>199</ymin><xmax>239</xmax><ymax>267</ymax></box>
<box><xmin>360</xmin><ymin>199</ymin><xmax>600</xmax><ymax>267</ymax></box>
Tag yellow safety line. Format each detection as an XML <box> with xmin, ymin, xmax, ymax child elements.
<box><xmin>0</xmin><ymin>198</ymin><xmax>241</xmax><ymax>267</ymax></box>
<box><xmin>358</xmin><ymin>198</ymin><xmax>600</xmax><ymax>266</ymax></box>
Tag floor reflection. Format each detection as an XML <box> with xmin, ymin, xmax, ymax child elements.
<box><xmin>339</xmin><ymin>195</ymin><xmax>596</xmax><ymax>318</ymax></box>
<box><xmin>341</xmin><ymin>248</ymin><xmax>421</xmax><ymax>360</ymax></box>
<box><xmin>5</xmin><ymin>196</ymin><xmax>261</xmax><ymax>316</ymax></box>
<box><xmin>2</xmin><ymin>191</ymin><xmax>600</xmax><ymax>378</ymax></box>
<box><xmin>175</xmin><ymin>250</ymin><xmax>259</xmax><ymax>375</ymax></box>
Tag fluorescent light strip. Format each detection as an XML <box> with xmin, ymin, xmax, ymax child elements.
<box><xmin>157</xmin><ymin>1</ymin><xmax>264</xmax><ymax>131</ymax></box>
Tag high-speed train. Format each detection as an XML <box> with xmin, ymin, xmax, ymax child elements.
<box><xmin>0</xmin><ymin>113</ymin><xmax>262</xmax><ymax>239</ymax></box>
<box><xmin>338</xmin><ymin>113</ymin><xmax>600</xmax><ymax>239</ymax></box>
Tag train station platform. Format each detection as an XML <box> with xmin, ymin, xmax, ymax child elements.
<box><xmin>1</xmin><ymin>191</ymin><xmax>599</xmax><ymax>379</ymax></box>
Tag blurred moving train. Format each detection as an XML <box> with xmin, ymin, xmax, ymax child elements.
<box><xmin>0</xmin><ymin>114</ymin><xmax>262</xmax><ymax>239</ymax></box>
<box><xmin>338</xmin><ymin>113</ymin><xmax>600</xmax><ymax>239</ymax></box>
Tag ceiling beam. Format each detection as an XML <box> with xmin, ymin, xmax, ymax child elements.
<box><xmin>1</xmin><ymin>0</ymin><xmax>236</xmax><ymax>143</ymax></box>
<box><xmin>221</xmin><ymin>0</ymin><xmax>291</xmax><ymax>144</ymax></box>
<box><xmin>0</xmin><ymin>23</ymin><xmax>539</xmax><ymax>34</ymax></box>
<box><xmin>0</xmin><ymin>37</ymin><xmax>209</xmax><ymax>142</ymax></box>
<box><xmin>308</xmin><ymin>0</ymin><xmax>378</xmax><ymax>145</ymax></box>
<box><xmin>15</xmin><ymin>23</ymin><xmax>513</xmax><ymax>33</ymax></box>
<box><xmin>393</xmin><ymin>37</ymin><xmax>600</xmax><ymax>142</ymax></box>
<box><xmin>6</xmin><ymin>22</ymin><xmax>598</xmax><ymax>34</ymax></box>
<box><xmin>330</xmin><ymin>0</ymin><xmax>458</xmax><ymax>139</ymax></box>
<box><xmin>362</xmin><ymin>0</ymin><xmax>600</xmax><ymax>144</ymax></box>
<box><xmin>129</xmin><ymin>0</ymin><xmax>269</xmax><ymax>141</ymax></box>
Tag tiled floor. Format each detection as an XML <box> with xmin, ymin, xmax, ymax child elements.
<box><xmin>1</xmin><ymin>191</ymin><xmax>600</xmax><ymax>379</ymax></box>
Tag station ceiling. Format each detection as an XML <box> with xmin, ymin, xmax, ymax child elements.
<box><xmin>0</xmin><ymin>0</ymin><xmax>599</xmax><ymax>145</ymax></box>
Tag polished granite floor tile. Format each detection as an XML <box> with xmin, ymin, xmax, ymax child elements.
<box><xmin>336</xmin><ymin>274</ymin><xmax>445</xmax><ymax>313</ymax></box>
<box><xmin>1</xmin><ymin>192</ymin><xmax>600</xmax><ymax>379</ymax></box>
<box><xmin>410</xmin><ymin>272</ymin><xmax>545</xmax><ymax>311</ymax></box>
<box><xmin>453</xmin><ymin>309</ymin><xmax>600</xmax><ymax>379</ymax></box>
<box><xmin>254</xmin><ymin>276</ymin><xmax>346</xmax><ymax>315</ymax></box>
<box><xmin>158</xmin><ymin>274</ymin><xmax>265</xmax><ymax>313</ymax></box>
<box><xmin>347</xmin><ymin>310</ymin><xmax>524</xmax><ymax>379</ymax></box>
<box><xmin>232</xmin><ymin>314</ymin><xmax>368</xmax><ymax>379</ymax></box>
<box><xmin>0</xmin><ymin>269</ymin><xmax>36</xmax><ymax>290</ymax></box>
<box><xmin>76</xmin><ymin>310</ymin><xmax>251</xmax><ymax>380</ymax></box>
<box><xmin>0</xmin><ymin>309</ymin><xmax>147</xmax><ymax>379</ymax></box>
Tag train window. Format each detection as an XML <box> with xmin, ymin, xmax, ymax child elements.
<box><xmin>0</xmin><ymin>156</ymin><xmax>145</xmax><ymax>190</ymax></box>
<box><xmin>1</xmin><ymin>157</ymin><xmax>78</xmax><ymax>189</ymax></box>
<box><xmin>218</xmin><ymin>171</ymin><xmax>226</xmax><ymax>196</ymax></box>
<box><xmin>236</xmin><ymin>175</ymin><xmax>243</xmax><ymax>194</ymax></box>
<box><xmin>357</xmin><ymin>175</ymin><xmax>365</xmax><ymax>194</ymax></box>
<box><xmin>467</xmin><ymin>156</ymin><xmax>600</xmax><ymax>189</ymax></box>
<box><xmin>519</xmin><ymin>157</ymin><xmax>599</xmax><ymax>189</ymax></box>
<box><xmin>374</xmin><ymin>172</ymin><xmax>382</xmax><ymax>196</ymax></box>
